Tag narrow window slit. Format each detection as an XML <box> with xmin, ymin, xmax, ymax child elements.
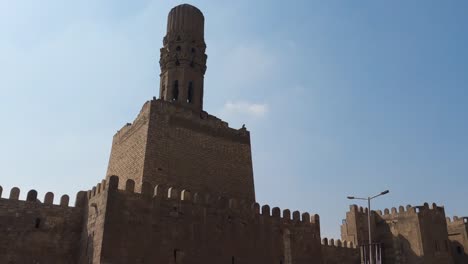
<box><xmin>187</xmin><ymin>81</ymin><xmax>194</xmax><ymax>103</ymax></box>
<box><xmin>172</xmin><ymin>80</ymin><xmax>179</xmax><ymax>101</ymax></box>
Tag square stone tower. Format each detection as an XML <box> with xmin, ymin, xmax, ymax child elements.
<box><xmin>105</xmin><ymin>4</ymin><xmax>255</xmax><ymax>203</ymax></box>
<box><xmin>341</xmin><ymin>203</ymin><xmax>454</xmax><ymax>264</ymax></box>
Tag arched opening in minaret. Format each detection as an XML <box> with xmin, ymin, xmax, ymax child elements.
<box><xmin>161</xmin><ymin>83</ymin><xmax>166</xmax><ymax>100</ymax></box>
<box><xmin>172</xmin><ymin>80</ymin><xmax>179</xmax><ymax>101</ymax></box>
<box><xmin>187</xmin><ymin>81</ymin><xmax>194</xmax><ymax>103</ymax></box>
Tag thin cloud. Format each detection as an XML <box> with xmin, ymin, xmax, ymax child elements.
<box><xmin>222</xmin><ymin>101</ymin><xmax>269</xmax><ymax>118</ymax></box>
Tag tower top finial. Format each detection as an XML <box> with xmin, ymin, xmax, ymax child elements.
<box><xmin>167</xmin><ymin>4</ymin><xmax>204</xmax><ymax>40</ymax></box>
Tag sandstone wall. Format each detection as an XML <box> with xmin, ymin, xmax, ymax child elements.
<box><xmin>447</xmin><ymin>216</ymin><xmax>468</xmax><ymax>264</ymax></box>
<box><xmin>321</xmin><ymin>238</ymin><xmax>359</xmax><ymax>264</ymax></box>
<box><xmin>0</xmin><ymin>187</ymin><xmax>84</xmax><ymax>264</ymax></box>
<box><xmin>416</xmin><ymin>203</ymin><xmax>453</xmax><ymax>264</ymax></box>
<box><xmin>106</xmin><ymin>101</ymin><xmax>151</xmax><ymax>191</ymax></box>
<box><xmin>97</xmin><ymin>176</ymin><xmax>322</xmax><ymax>264</ymax></box>
<box><xmin>106</xmin><ymin>99</ymin><xmax>255</xmax><ymax>203</ymax></box>
<box><xmin>78</xmin><ymin>180</ymin><xmax>111</xmax><ymax>264</ymax></box>
<box><xmin>341</xmin><ymin>205</ymin><xmax>376</xmax><ymax>246</ymax></box>
<box><xmin>341</xmin><ymin>203</ymin><xmax>454</xmax><ymax>264</ymax></box>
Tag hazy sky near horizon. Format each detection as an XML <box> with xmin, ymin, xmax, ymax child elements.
<box><xmin>1</xmin><ymin>0</ymin><xmax>467</xmax><ymax>238</ymax></box>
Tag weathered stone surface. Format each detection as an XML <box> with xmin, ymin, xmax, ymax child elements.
<box><xmin>341</xmin><ymin>203</ymin><xmax>461</xmax><ymax>264</ymax></box>
<box><xmin>0</xmin><ymin>4</ymin><xmax>465</xmax><ymax>264</ymax></box>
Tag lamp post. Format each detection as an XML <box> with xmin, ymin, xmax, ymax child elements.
<box><xmin>347</xmin><ymin>190</ymin><xmax>389</xmax><ymax>264</ymax></box>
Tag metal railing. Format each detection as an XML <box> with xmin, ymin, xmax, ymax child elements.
<box><xmin>360</xmin><ymin>242</ymin><xmax>383</xmax><ymax>264</ymax></box>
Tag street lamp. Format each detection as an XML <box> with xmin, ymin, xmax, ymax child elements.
<box><xmin>347</xmin><ymin>190</ymin><xmax>389</xmax><ymax>264</ymax></box>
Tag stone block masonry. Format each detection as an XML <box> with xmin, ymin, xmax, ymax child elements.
<box><xmin>107</xmin><ymin>99</ymin><xmax>255</xmax><ymax>203</ymax></box>
<box><xmin>1</xmin><ymin>3</ymin><xmax>466</xmax><ymax>264</ymax></box>
<box><xmin>0</xmin><ymin>187</ymin><xmax>86</xmax><ymax>263</ymax></box>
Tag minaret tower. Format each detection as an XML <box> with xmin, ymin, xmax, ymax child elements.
<box><xmin>159</xmin><ymin>4</ymin><xmax>207</xmax><ymax>112</ymax></box>
<box><xmin>107</xmin><ymin>4</ymin><xmax>255</xmax><ymax>203</ymax></box>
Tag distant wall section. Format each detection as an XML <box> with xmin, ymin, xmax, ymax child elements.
<box><xmin>447</xmin><ymin>216</ymin><xmax>468</xmax><ymax>264</ymax></box>
<box><xmin>341</xmin><ymin>203</ymin><xmax>454</xmax><ymax>264</ymax></box>
<box><xmin>321</xmin><ymin>238</ymin><xmax>359</xmax><ymax>264</ymax></box>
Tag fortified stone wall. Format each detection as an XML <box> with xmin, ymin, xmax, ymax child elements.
<box><xmin>341</xmin><ymin>203</ymin><xmax>454</xmax><ymax>264</ymax></box>
<box><xmin>374</xmin><ymin>204</ymin><xmax>425</xmax><ymax>263</ymax></box>
<box><xmin>447</xmin><ymin>216</ymin><xmax>468</xmax><ymax>264</ymax></box>
<box><xmin>106</xmin><ymin>101</ymin><xmax>151</xmax><ymax>191</ymax></box>
<box><xmin>78</xmin><ymin>180</ymin><xmax>111</xmax><ymax>264</ymax></box>
<box><xmin>415</xmin><ymin>203</ymin><xmax>453</xmax><ymax>263</ymax></box>
<box><xmin>98</xmin><ymin>176</ymin><xmax>322</xmax><ymax>264</ymax></box>
<box><xmin>341</xmin><ymin>205</ymin><xmax>376</xmax><ymax>246</ymax></box>
<box><xmin>0</xmin><ymin>186</ymin><xmax>85</xmax><ymax>264</ymax></box>
<box><xmin>107</xmin><ymin>99</ymin><xmax>255</xmax><ymax>203</ymax></box>
<box><xmin>3</xmin><ymin>2</ymin><xmax>467</xmax><ymax>263</ymax></box>
<box><xmin>321</xmin><ymin>237</ymin><xmax>359</xmax><ymax>264</ymax></box>
<box><xmin>374</xmin><ymin>203</ymin><xmax>452</xmax><ymax>263</ymax></box>
<box><xmin>144</xmin><ymin>100</ymin><xmax>254</xmax><ymax>202</ymax></box>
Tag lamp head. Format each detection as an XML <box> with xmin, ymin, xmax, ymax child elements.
<box><xmin>347</xmin><ymin>196</ymin><xmax>355</xmax><ymax>200</ymax></box>
<box><xmin>381</xmin><ymin>190</ymin><xmax>390</xmax><ymax>195</ymax></box>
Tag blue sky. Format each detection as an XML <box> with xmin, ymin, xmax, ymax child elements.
<box><xmin>1</xmin><ymin>0</ymin><xmax>467</xmax><ymax>238</ymax></box>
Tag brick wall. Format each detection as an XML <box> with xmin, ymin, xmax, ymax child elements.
<box><xmin>106</xmin><ymin>101</ymin><xmax>151</xmax><ymax>191</ymax></box>
<box><xmin>417</xmin><ymin>204</ymin><xmax>453</xmax><ymax>264</ymax></box>
<box><xmin>78</xmin><ymin>180</ymin><xmax>110</xmax><ymax>264</ymax></box>
<box><xmin>341</xmin><ymin>203</ymin><xmax>455</xmax><ymax>264</ymax></box>
<box><xmin>447</xmin><ymin>217</ymin><xmax>468</xmax><ymax>264</ymax></box>
<box><xmin>97</xmin><ymin>176</ymin><xmax>322</xmax><ymax>264</ymax></box>
<box><xmin>321</xmin><ymin>238</ymin><xmax>359</xmax><ymax>264</ymax></box>
<box><xmin>106</xmin><ymin>99</ymin><xmax>255</xmax><ymax>203</ymax></box>
<box><xmin>0</xmin><ymin>192</ymin><xmax>83</xmax><ymax>263</ymax></box>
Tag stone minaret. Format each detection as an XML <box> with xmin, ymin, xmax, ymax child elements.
<box><xmin>107</xmin><ymin>4</ymin><xmax>255</xmax><ymax>203</ymax></box>
<box><xmin>159</xmin><ymin>4</ymin><xmax>207</xmax><ymax>112</ymax></box>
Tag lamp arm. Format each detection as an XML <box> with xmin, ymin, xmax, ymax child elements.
<box><xmin>371</xmin><ymin>193</ymin><xmax>385</xmax><ymax>199</ymax></box>
<box><xmin>352</xmin><ymin>197</ymin><xmax>368</xmax><ymax>201</ymax></box>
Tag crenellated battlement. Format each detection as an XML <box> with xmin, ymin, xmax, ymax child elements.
<box><xmin>342</xmin><ymin>200</ymin><xmax>458</xmax><ymax>264</ymax></box>
<box><xmin>103</xmin><ymin>175</ymin><xmax>320</xmax><ymax>227</ymax></box>
<box><xmin>0</xmin><ymin>185</ymin><xmax>85</xmax><ymax>263</ymax></box>
<box><xmin>85</xmin><ymin>179</ymin><xmax>108</xmax><ymax>200</ymax></box>
<box><xmin>78</xmin><ymin>175</ymin><xmax>324</xmax><ymax>263</ymax></box>
<box><xmin>349</xmin><ymin>202</ymin><xmax>445</xmax><ymax>221</ymax></box>
<box><xmin>321</xmin><ymin>237</ymin><xmax>356</xmax><ymax>249</ymax></box>
<box><xmin>377</xmin><ymin>202</ymin><xmax>444</xmax><ymax>220</ymax></box>
<box><xmin>0</xmin><ymin>185</ymin><xmax>87</xmax><ymax>208</ymax></box>
<box><xmin>446</xmin><ymin>215</ymin><xmax>468</xmax><ymax>225</ymax></box>
<box><xmin>321</xmin><ymin>237</ymin><xmax>360</xmax><ymax>264</ymax></box>
<box><xmin>349</xmin><ymin>204</ymin><xmax>370</xmax><ymax>215</ymax></box>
